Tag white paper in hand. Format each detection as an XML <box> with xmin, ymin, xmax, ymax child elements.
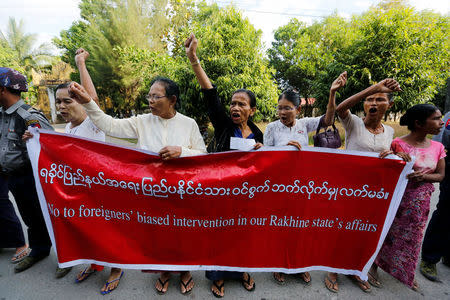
<box><xmin>230</xmin><ymin>137</ymin><xmax>256</xmax><ymax>151</ymax></box>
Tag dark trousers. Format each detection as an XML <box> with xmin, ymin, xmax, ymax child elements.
<box><xmin>0</xmin><ymin>177</ymin><xmax>25</xmax><ymax>248</ymax></box>
<box><xmin>422</xmin><ymin>156</ymin><xmax>450</xmax><ymax>264</ymax></box>
<box><xmin>8</xmin><ymin>170</ymin><xmax>51</xmax><ymax>258</ymax></box>
<box><xmin>205</xmin><ymin>271</ymin><xmax>243</xmax><ymax>281</ymax></box>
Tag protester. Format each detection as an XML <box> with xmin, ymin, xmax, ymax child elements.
<box><xmin>264</xmin><ymin>72</ymin><xmax>346</xmax><ymax>285</ymax></box>
<box><xmin>68</xmin><ymin>64</ymin><xmax>206</xmax><ymax>295</ymax></box>
<box><xmin>264</xmin><ymin>72</ymin><xmax>346</xmax><ymax>151</ymax></box>
<box><xmin>324</xmin><ymin>78</ymin><xmax>402</xmax><ymax>293</ymax></box>
<box><xmin>420</xmin><ymin>110</ymin><xmax>450</xmax><ymax>282</ymax></box>
<box><xmin>369</xmin><ymin>104</ymin><xmax>446</xmax><ymax>291</ymax></box>
<box><xmin>186</xmin><ymin>33</ymin><xmax>258</xmax><ymax>298</ymax></box>
<box><xmin>0</xmin><ymin>67</ymin><xmax>53</xmax><ymax>273</ymax></box>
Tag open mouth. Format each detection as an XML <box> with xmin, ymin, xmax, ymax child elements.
<box><xmin>231</xmin><ymin>113</ymin><xmax>240</xmax><ymax>119</ymax></box>
<box><xmin>369</xmin><ymin>108</ymin><xmax>377</xmax><ymax>113</ymax></box>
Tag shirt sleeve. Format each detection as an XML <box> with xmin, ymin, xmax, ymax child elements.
<box><xmin>390</xmin><ymin>138</ymin><xmax>405</xmax><ymax>153</ymax></box>
<box><xmin>305</xmin><ymin>116</ymin><xmax>322</xmax><ymax>133</ymax></box>
<box><xmin>83</xmin><ymin>100</ymin><xmax>138</xmax><ymax>138</ymax></box>
<box><xmin>202</xmin><ymin>87</ymin><xmax>229</xmax><ymax>135</ymax></box>
<box><xmin>181</xmin><ymin>120</ymin><xmax>207</xmax><ymax>157</ymax></box>
<box><xmin>263</xmin><ymin>123</ymin><xmax>275</xmax><ymax>146</ymax></box>
<box><xmin>438</xmin><ymin>142</ymin><xmax>447</xmax><ymax>160</ymax></box>
<box><xmin>29</xmin><ymin>111</ymin><xmax>54</xmax><ymax>131</ymax></box>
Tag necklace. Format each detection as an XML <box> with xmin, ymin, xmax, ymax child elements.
<box><xmin>366</xmin><ymin>124</ymin><xmax>384</xmax><ymax>135</ymax></box>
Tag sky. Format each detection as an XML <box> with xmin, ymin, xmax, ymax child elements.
<box><xmin>0</xmin><ymin>0</ymin><xmax>449</xmax><ymax>52</ymax></box>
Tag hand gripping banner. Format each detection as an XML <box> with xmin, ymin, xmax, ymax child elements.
<box><xmin>27</xmin><ymin>129</ymin><xmax>413</xmax><ymax>280</ymax></box>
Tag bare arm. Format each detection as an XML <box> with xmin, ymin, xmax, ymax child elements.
<box><xmin>323</xmin><ymin>71</ymin><xmax>347</xmax><ymax>126</ymax></box>
<box><xmin>407</xmin><ymin>158</ymin><xmax>446</xmax><ymax>183</ymax></box>
<box><xmin>336</xmin><ymin>78</ymin><xmax>401</xmax><ymax>120</ymax></box>
<box><xmin>75</xmin><ymin>48</ymin><xmax>99</xmax><ymax>106</ymax></box>
<box><xmin>185</xmin><ymin>33</ymin><xmax>213</xmax><ymax>90</ymax></box>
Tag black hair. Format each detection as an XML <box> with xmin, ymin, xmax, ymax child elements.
<box><xmin>5</xmin><ymin>87</ymin><xmax>21</xmax><ymax>97</ymax></box>
<box><xmin>399</xmin><ymin>104</ymin><xmax>439</xmax><ymax>131</ymax></box>
<box><xmin>278</xmin><ymin>89</ymin><xmax>300</xmax><ymax>107</ymax></box>
<box><xmin>150</xmin><ymin>77</ymin><xmax>180</xmax><ymax>107</ymax></box>
<box><xmin>54</xmin><ymin>82</ymin><xmax>71</xmax><ymax>97</ymax></box>
<box><xmin>232</xmin><ymin>89</ymin><xmax>257</xmax><ymax>108</ymax></box>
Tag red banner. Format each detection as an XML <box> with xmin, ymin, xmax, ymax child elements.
<box><xmin>27</xmin><ymin>129</ymin><xmax>412</xmax><ymax>279</ymax></box>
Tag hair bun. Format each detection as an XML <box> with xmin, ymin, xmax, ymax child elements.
<box><xmin>399</xmin><ymin>113</ymin><xmax>408</xmax><ymax>126</ymax></box>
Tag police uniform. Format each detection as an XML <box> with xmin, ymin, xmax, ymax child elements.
<box><xmin>0</xmin><ymin>67</ymin><xmax>54</xmax><ymax>260</ymax></box>
<box><xmin>422</xmin><ymin>112</ymin><xmax>450</xmax><ymax>265</ymax></box>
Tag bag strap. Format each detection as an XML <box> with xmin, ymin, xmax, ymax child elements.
<box><xmin>315</xmin><ymin>115</ymin><xmax>338</xmax><ymax>135</ymax></box>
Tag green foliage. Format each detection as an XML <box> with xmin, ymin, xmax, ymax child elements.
<box><xmin>58</xmin><ymin>1</ymin><xmax>278</xmax><ymax>124</ymax></box>
<box><xmin>269</xmin><ymin>0</ymin><xmax>450</xmax><ymax>115</ymax></box>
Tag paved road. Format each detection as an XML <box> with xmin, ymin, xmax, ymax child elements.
<box><xmin>1</xmin><ymin>124</ymin><xmax>449</xmax><ymax>299</ymax></box>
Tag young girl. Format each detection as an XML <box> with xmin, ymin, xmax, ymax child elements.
<box><xmin>264</xmin><ymin>72</ymin><xmax>347</xmax><ymax>150</ymax></box>
<box><xmin>369</xmin><ymin>104</ymin><xmax>446</xmax><ymax>291</ymax></box>
<box><xmin>264</xmin><ymin>72</ymin><xmax>346</xmax><ymax>286</ymax></box>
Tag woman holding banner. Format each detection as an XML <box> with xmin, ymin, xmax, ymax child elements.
<box><xmin>186</xmin><ymin>33</ymin><xmax>259</xmax><ymax>298</ymax></box>
<box><xmin>325</xmin><ymin>78</ymin><xmax>402</xmax><ymax>293</ymax></box>
<box><xmin>370</xmin><ymin>104</ymin><xmax>445</xmax><ymax>291</ymax></box>
<box><xmin>68</xmin><ymin>67</ymin><xmax>206</xmax><ymax>295</ymax></box>
<box><xmin>264</xmin><ymin>73</ymin><xmax>346</xmax><ymax>286</ymax></box>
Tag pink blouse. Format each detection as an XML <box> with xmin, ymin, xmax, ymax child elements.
<box><xmin>391</xmin><ymin>137</ymin><xmax>446</xmax><ymax>174</ymax></box>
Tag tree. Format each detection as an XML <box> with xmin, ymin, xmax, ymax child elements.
<box><xmin>269</xmin><ymin>0</ymin><xmax>450</xmax><ymax>115</ymax></box>
<box><xmin>268</xmin><ymin>15</ymin><xmax>355</xmax><ymax>116</ymax></box>
<box><xmin>53</xmin><ymin>0</ymin><xmax>194</xmax><ymax>112</ymax></box>
<box><xmin>0</xmin><ymin>17</ymin><xmax>53</xmax><ymax>74</ymax></box>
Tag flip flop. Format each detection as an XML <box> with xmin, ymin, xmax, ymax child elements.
<box><xmin>100</xmin><ymin>271</ymin><xmax>124</xmax><ymax>295</ymax></box>
<box><xmin>367</xmin><ymin>272</ymin><xmax>382</xmax><ymax>288</ymax></box>
<box><xmin>242</xmin><ymin>272</ymin><xmax>256</xmax><ymax>291</ymax></box>
<box><xmin>324</xmin><ymin>274</ymin><xmax>338</xmax><ymax>293</ymax></box>
<box><xmin>180</xmin><ymin>273</ymin><xmax>194</xmax><ymax>295</ymax></box>
<box><xmin>298</xmin><ymin>272</ymin><xmax>311</xmax><ymax>285</ymax></box>
<box><xmin>347</xmin><ymin>275</ymin><xmax>371</xmax><ymax>293</ymax></box>
<box><xmin>211</xmin><ymin>280</ymin><xmax>224</xmax><ymax>298</ymax></box>
<box><xmin>11</xmin><ymin>247</ymin><xmax>31</xmax><ymax>264</ymax></box>
<box><xmin>155</xmin><ymin>276</ymin><xmax>170</xmax><ymax>294</ymax></box>
<box><xmin>273</xmin><ymin>272</ymin><xmax>285</xmax><ymax>285</ymax></box>
<box><xmin>75</xmin><ymin>267</ymin><xmax>97</xmax><ymax>283</ymax></box>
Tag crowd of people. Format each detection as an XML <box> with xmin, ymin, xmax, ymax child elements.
<box><xmin>0</xmin><ymin>33</ymin><xmax>448</xmax><ymax>297</ymax></box>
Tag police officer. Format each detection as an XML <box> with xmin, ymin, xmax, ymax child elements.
<box><xmin>420</xmin><ymin>110</ymin><xmax>450</xmax><ymax>281</ymax></box>
<box><xmin>0</xmin><ymin>67</ymin><xmax>53</xmax><ymax>273</ymax></box>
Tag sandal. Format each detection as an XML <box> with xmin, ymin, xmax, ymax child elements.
<box><xmin>368</xmin><ymin>271</ymin><xmax>382</xmax><ymax>288</ymax></box>
<box><xmin>155</xmin><ymin>276</ymin><xmax>170</xmax><ymax>294</ymax></box>
<box><xmin>241</xmin><ymin>272</ymin><xmax>255</xmax><ymax>291</ymax></box>
<box><xmin>298</xmin><ymin>272</ymin><xmax>311</xmax><ymax>285</ymax></box>
<box><xmin>348</xmin><ymin>275</ymin><xmax>371</xmax><ymax>293</ymax></box>
<box><xmin>11</xmin><ymin>246</ymin><xmax>30</xmax><ymax>264</ymax></box>
<box><xmin>180</xmin><ymin>272</ymin><xmax>194</xmax><ymax>295</ymax></box>
<box><xmin>324</xmin><ymin>274</ymin><xmax>338</xmax><ymax>293</ymax></box>
<box><xmin>273</xmin><ymin>272</ymin><xmax>285</xmax><ymax>285</ymax></box>
<box><xmin>211</xmin><ymin>280</ymin><xmax>225</xmax><ymax>298</ymax></box>
<box><xmin>100</xmin><ymin>271</ymin><xmax>124</xmax><ymax>295</ymax></box>
<box><xmin>75</xmin><ymin>266</ymin><xmax>97</xmax><ymax>283</ymax></box>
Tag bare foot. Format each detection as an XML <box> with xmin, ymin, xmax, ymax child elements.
<box><xmin>242</xmin><ymin>272</ymin><xmax>255</xmax><ymax>291</ymax></box>
<box><xmin>324</xmin><ymin>272</ymin><xmax>338</xmax><ymax>293</ymax></box>
<box><xmin>76</xmin><ymin>266</ymin><xmax>95</xmax><ymax>282</ymax></box>
<box><xmin>351</xmin><ymin>275</ymin><xmax>371</xmax><ymax>293</ymax></box>
<box><xmin>299</xmin><ymin>272</ymin><xmax>311</xmax><ymax>284</ymax></box>
<box><xmin>211</xmin><ymin>280</ymin><xmax>224</xmax><ymax>297</ymax></box>
<box><xmin>11</xmin><ymin>244</ymin><xmax>30</xmax><ymax>263</ymax></box>
<box><xmin>180</xmin><ymin>271</ymin><xmax>194</xmax><ymax>294</ymax></box>
<box><xmin>273</xmin><ymin>272</ymin><xmax>285</xmax><ymax>284</ymax></box>
<box><xmin>100</xmin><ymin>268</ymin><xmax>123</xmax><ymax>294</ymax></box>
<box><xmin>155</xmin><ymin>271</ymin><xmax>171</xmax><ymax>294</ymax></box>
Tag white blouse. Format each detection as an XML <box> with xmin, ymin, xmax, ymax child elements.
<box><xmin>339</xmin><ymin>113</ymin><xmax>393</xmax><ymax>152</ymax></box>
<box><xmin>65</xmin><ymin>116</ymin><xmax>105</xmax><ymax>142</ymax></box>
<box><xmin>264</xmin><ymin>117</ymin><xmax>321</xmax><ymax>147</ymax></box>
<box><xmin>82</xmin><ymin>100</ymin><xmax>206</xmax><ymax>156</ymax></box>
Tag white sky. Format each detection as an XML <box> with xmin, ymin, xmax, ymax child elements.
<box><xmin>0</xmin><ymin>0</ymin><xmax>448</xmax><ymax>52</ymax></box>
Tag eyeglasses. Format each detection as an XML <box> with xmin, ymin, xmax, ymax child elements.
<box><xmin>277</xmin><ymin>106</ymin><xmax>295</xmax><ymax>112</ymax></box>
<box><xmin>146</xmin><ymin>94</ymin><xmax>166</xmax><ymax>101</ymax></box>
